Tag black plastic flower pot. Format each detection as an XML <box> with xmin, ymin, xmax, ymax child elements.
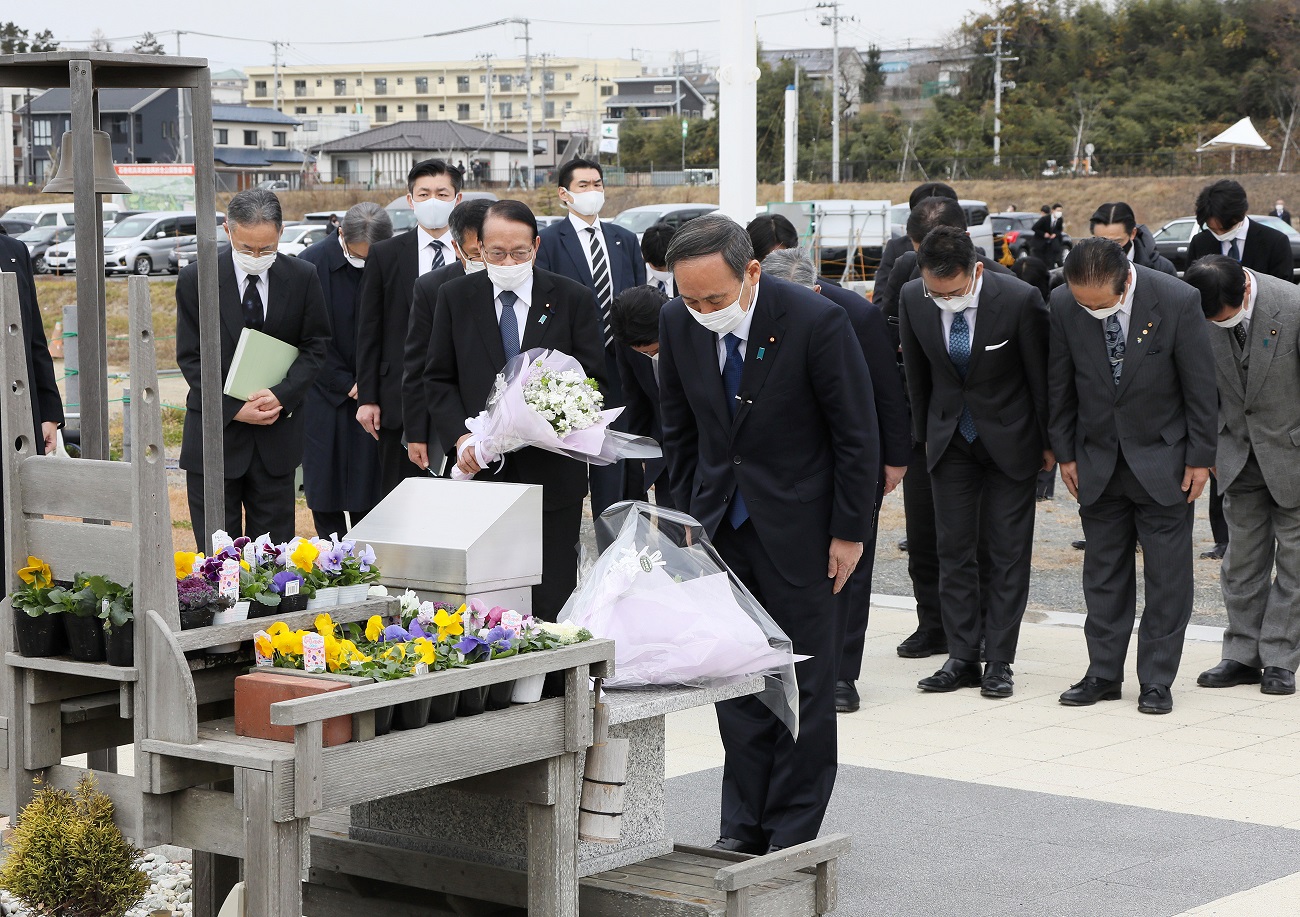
<box><xmin>13</xmin><ymin>610</ymin><xmax>66</xmax><ymax>657</ymax></box>
<box><xmin>485</xmin><ymin>680</ymin><xmax>516</xmax><ymax>711</ymax></box>
<box><xmin>279</xmin><ymin>594</ymin><xmax>308</xmax><ymax>614</ymax></box>
<box><xmin>392</xmin><ymin>697</ymin><xmax>433</xmax><ymax>731</ymax></box>
<box><xmin>179</xmin><ymin>604</ymin><xmax>217</xmax><ymax>630</ymax></box>
<box><xmin>427</xmin><ymin>691</ymin><xmax>459</xmax><ymax>724</ymax></box>
<box><xmin>374</xmin><ymin>705</ymin><xmax>394</xmax><ymax>737</ymax></box>
<box><xmin>63</xmin><ymin>614</ymin><xmax>106</xmax><ymax>662</ymax></box>
<box><xmin>457</xmin><ymin>685</ymin><xmax>488</xmax><ymax>717</ymax></box>
<box><xmin>248</xmin><ymin>600</ymin><xmax>279</xmax><ymax>619</ymax></box>
<box><xmin>103</xmin><ymin>619</ymin><xmax>135</xmax><ymax>667</ymax></box>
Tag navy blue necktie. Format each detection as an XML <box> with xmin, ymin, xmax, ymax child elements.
<box><xmin>949</xmin><ymin>312</ymin><xmax>977</xmax><ymax>442</ymax></box>
<box><xmin>242</xmin><ymin>276</ymin><xmax>264</xmax><ymax>331</ymax></box>
<box><xmin>430</xmin><ymin>239</ymin><xmax>445</xmax><ymax>270</ymax></box>
<box><xmin>498</xmin><ymin>290</ymin><xmax>520</xmax><ymax>362</ymax></box>
<box><xmin>1228</xmin><ymin>238</ymin><xmax>1241</xmax><ymax>262</ymax></box>
<box><xmin>721</xmin><ymin>333</ymin><xmax>749</xmax><ymax>528</ymax></box>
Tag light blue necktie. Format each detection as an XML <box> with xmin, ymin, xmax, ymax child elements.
<box><xmin>499</xmin><ymin>290</ymin><xmax>520</xmax><ymax>362</ymax></box>
<box><xmin>949</xmin><ymin>312</ymin><xmax>977</xmax><ymax>443</ymax></box>
<box><xmin>721</xmin><ymin>333</ymin><xmax>749</xmax><ymax>528</ymax></box>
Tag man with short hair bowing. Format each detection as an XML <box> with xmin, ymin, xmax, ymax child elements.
<box><xmin>657</xmin><ymin>213</ymin><xmax>878</xmax><ymax>854</ymax></box>
<box><xmin>1050</xmin><ymin>239</ymin><xmax>1217</xmax><ymax>715</ymax></box>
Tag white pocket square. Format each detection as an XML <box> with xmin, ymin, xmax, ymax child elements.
<box><xmin>985</xmin><ymin>340</ymin><xmax>1010</xmax><ymax>351</ymax></box>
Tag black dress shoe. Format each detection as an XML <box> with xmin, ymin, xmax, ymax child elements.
<box><xmin>835</xmin><ymin>679</ymin><xmax>860</xmax><ymax>713</ymax></box>
<box><xmin>896</xmin><ymin>629</ymin><xmax>948</xmax><ymax>658</ymax></box>
<box><xmin>981</xmin><ymin>662</ymin><xmax>1014</xmax><ymax>698</ymax></box>
<box><xmin>1261</xmin><ymin>667</ymin><xmax>1296</xmax><ymax>696</ymax></box>
<box><xmin>1059</xmin><ymin>676</ymin><xmax>1122</xmax><ymax>706</ymax></box>
<box><xmin>1197</xmin><ymin>659</ymin><xmax>1261</xmax><ymax>688</ymax></box>
<box><xmin>897</xmin><ymin>538</ymin><xmax>909</xmax><ymax>552</ymax></box>
<box><xmin>918</xmin><ymin>658</ymin><xmax>982</xmax><ymax>693</ymax></box>
<box><xmin>711</xmin><ymin>836</ymin><xmax>765</xmax><ymax>855</ymax></box>
<box><xmin>1071</xmin><ymin>539</ymin><xmax>1087</xmax><ymax>551</ymax></box>
<box><xmin>1200</xmin><ymin>543</ymin><xmax>1227</xmax><ymax>560</ymax></box>
<box><xmin>1138</xmin><ymin>683</ymin><xmax>1173</xmax><ymax>714</ymax></box>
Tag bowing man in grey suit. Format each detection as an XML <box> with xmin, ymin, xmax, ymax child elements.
<box><xmin>1184</xmin><ymin>257</ymin><xmax>1300</xmax><ymax>697</ymax></box>
<box><xmin>1050</xmin><ymin>239</ymin><xmax>1218</xmax><ymax>714</ymax></box>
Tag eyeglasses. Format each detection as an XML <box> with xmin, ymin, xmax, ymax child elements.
<box><xmin>483</xmin><ymin>248</ymin><xmax>535</xmax><ymax>264</ymax></box>
<box><xmin>921</xmin><ymin>263</ymin><xmax>978</xmax><ymax>300</ymax></box>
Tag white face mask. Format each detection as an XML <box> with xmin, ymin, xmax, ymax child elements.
<box><xmin>565</xmin><ymin>189</ymin><xmax>605</xmax><ymax>217</ymax></box>
<box><xmin>233</xmin><ymin>249</ymin><xmax>276</xmax><ymax>275</ymax></box>
<box><xmin>647</xmin><ymin>267</ymin><xmax>674</xmax><ymax>287</ymax></box>
<box><xmin>463</xmin><ymin>257</ymin><xmax>487</xmax><ymax>274</ymax></box>
<box><xmin>1082</xmin><ymin>302</ymin><xmax>1123</xmax><ymax>320</ymax></box>
<box><xmin>1053</xmin><ymin>210</ymin><xmax>1063</xmax><ymax>219</ymax></box>
<box><xmin>486</xmin><ymin>257</ymin><xmax>533</xmax><ymax>291</ymax></box>
<box><xmin>927</xmin><ymin>266</ymin><xmax>979</xmax><ymax>313</ymax></box>
<box><xmin>1213</xmin><ymin>306</ymin><xmax>1247</xmax><ymax>329</ymax></box>
<box><xmin>339</xmin><ymin>235</ymin><xmax>364</xmax><ymax>269</ymax></box>
<box><xmin>1211</xmin><ymin>222</ymin><xmax>1243</xmax><ymax>242</ymax></box>
<box><xmin>413</xmin><ymin>197</ymin><xmax>455</xmax><ymax>230</ymax></box>
<box><xmin>688</xmin><ymin>278</ymin><xmax>750</xmax><ymax>335</ymax></box>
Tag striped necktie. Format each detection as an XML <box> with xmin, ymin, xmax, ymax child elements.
<box><xmin>429</xmin><ymin>238</ymin><xmax>445</xmax><ymax>271</ymax></box>
<box><xmin>587</xmin><ymin>226</ymin><xmax>613</xmax><ymax>348</ymax></box>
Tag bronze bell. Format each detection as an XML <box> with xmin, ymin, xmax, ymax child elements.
<box><xmin>42</xmin><ymin>130</ymin><xmax>133</xmax><ymax>195</ymax></box>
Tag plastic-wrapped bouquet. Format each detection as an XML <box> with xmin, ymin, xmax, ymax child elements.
<box><xmin>452</xmin><ymin>349</ymin><xmax>661</xmax><ymax>481</ymax></box>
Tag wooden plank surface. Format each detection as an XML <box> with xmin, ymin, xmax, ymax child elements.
<box><xmin>6</xmin><ymin>652</ymin><xmax>138</xmax><ymax>682</ymax></box>
<box><xmin>18</xmin><ymin>457</ymin><xmax>134</xmax><ymax>520</ymax></box>
<box><xmin>240</xmin><ymin>768</ymin><xmax>304</xmax><ymax>917</ymax></box>
<box><xmin>24</xmin><ymin>518</ymin><xmax>135</xmax><ymax>584</ymax></box>
<box><xmin>527</xmin><ymin>751</ymin><xmax>579</xmax><ymax>917</ymax></box>
<box><xmin>169</xmin><ymin>788</ymin><xmax>244</xmax><ymax>858</ymax></box>
<box><xmin>144</xmin><ymin>609</ymin><xmax>198</xmax><ymax>744</ymax></box>
<box><xmin>293</xmin><ymin>719</ymin><xmax>324</xmax><ymax>818</ymax></box>
<box><xmin>43</xmin><ymin>764</ymin><xmax>142</xmax><ymax>840</ymax></box>
<box><xmin>712</xmin><ymin>834</ymin><xmax>851</xmax><ymax>891</ymax></box>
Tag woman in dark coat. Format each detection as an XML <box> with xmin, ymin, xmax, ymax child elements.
<box><xmin>297</xmin><ymin>202</ymin><xmax>393</xmax><ymax>537</ymax></box>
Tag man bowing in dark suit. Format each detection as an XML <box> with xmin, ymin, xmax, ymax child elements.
<box><xmin>1050</xmin><ymin>239</ymin><xmax>1217</xmax><ymax>714</ymax></box>
<box><xmin>610</xmin><ymin>284</ymin><xmax>675</xmax><ymax>508</ymax></box>
<box><xmin>1187</xmin><ymin>180</ymin><xmax>1294</xmax><ymax>283</ymax></box>
<box><xmin>356</xmin><ymin>158</ymin><xmax>463</xmax><ymax>496</ymax></box>
<box><xmin>426</xmin><ymin>201</ymin><xmax>606</xmax><ymax>619</ymax></box>
<box><xmin>900</xmin><ymin>227</ymin><xmax>1052</xmax><ymax>699</ymax></box>
<box><xmin>537</xmin><ymin>158</ymin><xmax>646</xmax><ymax>518</ymax></box>
<box><xmin>658</xmin><ymin>214</ymin><xmax>878</xmax><ymax>854</ymax></box>
<box><xmin>176</xmin><ymin>189</ymin><xmax>331</xmax><ymax>546</ymax></box>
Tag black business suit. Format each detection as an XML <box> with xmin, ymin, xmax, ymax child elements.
<box><xmin>659</xmin><ymin>276</ymin><xmax>878</xmax><ymax>849</ymax></box>
<box><xmin>615</xmin><ymin>341</ymin><xmax>674</xmax><ymax>508</ymax></box>
<box><xmin>404</xmin><ymin>260</ymin><xmax>466</xmax><ymax>469</ymax></box>
<box><xmin>872</xmin><ymin>236</ymin><xmax>914</xmax><ymax>304</ymax></box>
<box><xmin>0</xmin><ymin>234</ymin><xmax>65</xmax><ymax>579</ymax></box>
<box><xmin>1048</xmin><ymin>266</ymin><xmax>1218</xmax><ymax>686</ymax></box>
<box><xmin>1187</xmin><ymin>218</ymin><xmax>1294</xmax><ymax>283</ymax></box>
<box><xmin>900</xmin><ymin>269</ymin><xmax>1049</xmax><ymax>665</ymax></box>
<box><xmin>817</xmin><ymin>281</ymin><xmax>912</xmax><ymax>683</ymax></box>
<box><xmin>177</xmin><ymin>251</ymin><xmax>331</xmax><ymax>546</ymax></box>
<box><xmin>425</xmin><ymin>267</ymin><xmax>606</xmax><ymax>619</ymax></box>
<box><xmin>356</xmin><ymin>228</ymin><xmax>448</xmax><ymax>495</ymax></box>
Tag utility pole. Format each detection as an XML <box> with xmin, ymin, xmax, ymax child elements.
<box><xmin>175</xmin><ymin>31</ymin><xmax>188</xmax><ymax>162</ymax></box>
<box><xmin>983</xmin><ymin>23</ymin><xmax>1017</xmax><ymax>167</ymax></box>
<box><xmin>272</xmin><ymin>40</ymin><xmax>282</xmax><ymax>113</ymax></box>
<box><xmin>817</xmin><ymin>1</ymin><xmax>852</xmax><ymax>184</ymax></box>
<box><xmin>537</xmin><ymin>53</ymin><xmax>550</xmax><ymax>130</ymax></box>
<box><xmin>591</xmin><ymin>61</ymin><xmax>600</xmax><ymax>160</ymax></box>
<box><xmin>480</xmin><ymin>53</ymin><xmax>495</xmax><ymax>132</ymax></box>
<box><xmin>519</xmin><ymin>20</ymin><xmax>535</xmax><ymax>189</ymax></box>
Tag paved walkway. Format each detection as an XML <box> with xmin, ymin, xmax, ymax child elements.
<box><xmin>663</xmin><ymin>599</ymin><xmax>1300</xmax><ymax>916</ymax></box>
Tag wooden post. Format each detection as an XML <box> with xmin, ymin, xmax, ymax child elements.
<box><xmin>61</xmin><ymin>304</ymin><xmax>77</xmax><ymax>435</ymax></box>
<box><xmin>527</xmin><ymin>751</ymin><xmax>578</xmax><ymax>917</ymax></box>
<box><xmin>241</xmin><ymin>768</ymin><xmax>305</xmax><ymax>917</ymax></box>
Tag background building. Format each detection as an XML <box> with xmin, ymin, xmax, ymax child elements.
<box><xmin>210</xmin><ymin>104</ymin><xmax>309</xmax><ymax>191</ymax></box>
<box><xmin>604</xmin><ymin>76</ymin><xmax>708</xmax><ymax>122</ymax></box>
<box><xmin>310</xmin><ymin>119</ymin><xmax>538</xmax><ymax>187</ymax></box>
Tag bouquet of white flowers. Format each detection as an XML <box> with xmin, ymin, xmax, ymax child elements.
<box><xmin>453</xmin><ymin>349</ymin><xmax>661</xmax><ymax>481</ymax></box>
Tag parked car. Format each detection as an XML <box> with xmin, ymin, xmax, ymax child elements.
<box><xmin>887</xmin><ymin>200</ymin><xmax>996</xmax><ymax>259</ymax></box>
<box><xmin>257</xmin><ymin>180</ymin><xmax>291</xmax><ymax>191</ymax></box>
<box><xmin>535</xmin><ymin>215</ymin><xmax>566</xmax><ymax>230</ymax></box>
<box><xmin>169</xmin><ymin>238</ymin><xmax>232</xmax><ymax>273</ymax></box>
<box><xmin>1152</xmin><ymin>214</ymin><xmax>1300</xmax><ymax>278</ymax></box>
<box><xmin>279</xmin><ymin>223</ymin><xmax>331</xmax><ymax>257</ymax></box>
<box><xmin>1</xmin><ymin>202</ymin><xmax>120</xmax><ymax>229</ymax></box>
<box><xmin>45</xmin><ymin>239</ymin><xmax>77</xmax><ymax>274</ymax></box>
<box><xmin>611</xmin><ymin>203</ymin><xmax>718</xmax><ymax>241</ymax></box>
<box><xmin>383</xmin><ymin>191</ymin><xmax>498</xmax><ymax>235</ymax></box>
<box><xmin>992</xmin><ymin>211</ymin><xmax>1074</xmax><ymax>261</ymax></box>
<box><xmin>0</xmin><ymin>218</ymin><xmax>35</xmax><ymax>236</ymax></box>
<box><xmin>103</xmin><ymin>211</ymin><xmax>199</xmax><ymax>276</ymax></box>
<box><xmin>15</xmin><ymin>226</ymin><xmax>75</xmax><ymax>273</ymax></box>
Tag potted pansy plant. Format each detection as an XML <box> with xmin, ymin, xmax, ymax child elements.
<box><xmin>57</xmin><ymin>575</ymin><xmax>106</xmax><ymax>662</ymax></box>
<box><xmin>9</xmin><ymin>556</ymin><xmax>67</xmax><ymax>657</ymax></box>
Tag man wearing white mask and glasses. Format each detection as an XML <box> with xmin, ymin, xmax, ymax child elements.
<box><xmin>899</xmin><ymin>226</ymin><xmax>1051</xmax><ymax>701</ymax></box>
<box><xmin>425</xmin><ymin>200</ymin><xmax>606</xmax><ymax>620</ymax></box>
<box><xmin>176</xmin><ymin>188</ymin><xmax>331</xmax><ymax>547</ymax></box>
<box><xmin>1049</xmin><ymin>238</ymin><xmax>1217</xmax><ymax>715</ymax></box>
<box><xmin>538</xmin><ymin>158</ymin><xmax>646</xmax><ymax>519</ymax></box>
<box><xmin>355</xmin><ymin>158</ymin><xmax>463</xmax><ymax>498</ymax></box>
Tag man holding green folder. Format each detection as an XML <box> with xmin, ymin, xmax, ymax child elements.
<box><xmin>176</xmin><ymin>189</ymin><xmax>331</xmax><ymax>546</ymax></box>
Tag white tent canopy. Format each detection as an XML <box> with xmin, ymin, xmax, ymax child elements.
<box><xmin>1197</xmin><ymin>117</ymin><xmax>1271</xmax><ymax>152</ymax></box>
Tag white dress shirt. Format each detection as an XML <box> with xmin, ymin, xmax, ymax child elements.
<box><xmin>1219</xmin><ymin>216</ymin><xmax>1250</xmax><ymax>260</ymax></box>
<box><xmin>568</xmin><ymin>211</ymin><xmax>608</xmax><ymax>279</ymax></box>
<box><xmin>939</xmin><ymin>269</ymin><xmax>985</xmax><ymax>355</ymax></box>
<box><xmin>493</xmin><ymin>272</ymin><xmax>533</xmax><ymax>352</ymax></box>
<box><xmin>1109</xmin><ymin>264</ymin><xmax>1139</xmax><ymax>340</ymax></box>
<box><xmin>715</xmin><ymin>280</ymin><xmax>759</xmax><ymax>373</ymax></box>
<box><xmin>418</xmin><ymin>228</ymin><xmax>455</xmax><ymax>276</ymax></box>
<box><xmin>1240</xmin><ymin>267</ymin><xmax>1260</xmax><ymax>335</ymax></box>
<box><xmin>232</xmin><ymin>257</ymin><xmax>272</xmax><ymax>321</ymax></box>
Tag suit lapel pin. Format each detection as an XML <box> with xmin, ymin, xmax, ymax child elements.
<box><xmin>538</xmin><ymin>314</ymin><xmax>548</xmax><ymax>325</ymax></box>
<box><xmin>756</xmin><ymin>347</ymin><xmax>766</xmax><ymax>360</ymax></box>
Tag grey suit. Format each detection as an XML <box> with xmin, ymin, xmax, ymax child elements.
<box><xmin>1210</xmin><ymin>271</ymin><xmax>1300</xmax><ymax>672</ymax></box>
<box><xmin>1048</xmin><ymin>266</ymin><xmax>1218</xmax><ymax>685</ymax></box>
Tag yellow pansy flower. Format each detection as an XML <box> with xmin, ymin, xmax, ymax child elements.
<box><xmin>433</xmin><ymin>608</ymin><xmax>464</xmax><ymax>643</ymax></box>
<box><xmin>267</xmin><ymin>621</ymin><xmax>290</xmax><ymax>638</ymax></box>
<box><xmin>290</xmin><ymin>539</ymin><xmax>319</xmax><ymax>572</ymax></box>
<box><xmin>17</xmin><ymin>556</ymin><xmax>52</xmax><ymax>588</ymax></box>
<box><xmin>410</xmin><ymin>637</ymin><xmax>436</xmax><ymax>666</ymax></box>
<box><xmin>383</xmin><ymin>643</ymin><xmax>407</xmax><ymax>662</ymax></box>
<box><xmin>253</xmin><ymin>633</ymin><xmax>273</xmax><ymax>658</ymax></box>
<box><xmin>314</xmin><ymin>613</ymin><xmax>336</xmax><ymax>637</ymax></box>
<box><xmin>272</xmin><ymin>629</ymin><xmax>304</xmax><ymax>657</ymax></box>
<box><xmin>174</xmin><ymin>551</ymin><xmax>203</xmax><ymax>581</ymax></box>
<box><xmin>365</xmin><ymin>615</ymin><xmax>384</xmax><ymax>643</ymax></box>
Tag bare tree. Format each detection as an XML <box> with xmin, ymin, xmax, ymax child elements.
<box><xmin>89</xmin><ymin>29</ymin><xmax>113</xmax><ymax>52</ymax></box>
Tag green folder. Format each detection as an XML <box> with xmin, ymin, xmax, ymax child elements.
<box><xmin>222</xmin><ymin>328</ymin><xmax>299</xmax><ymax>401</ymax></box>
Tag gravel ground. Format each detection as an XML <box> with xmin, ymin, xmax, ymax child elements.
<box><xmin>869</xmin><ymin>477</ymin><xmax>1230</xmax><ymax>629</ymax></box>
<box><xmin>1</xmin><ymin>850</ymin><xmax>192</xmax><ymax>916</ymax></box>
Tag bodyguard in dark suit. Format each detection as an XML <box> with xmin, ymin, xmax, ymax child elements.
<box><xmin>403</xmin><ymin>199</ymin><xmax>492</xmax><ymax>474</ymax></box>
<box><xmin>900</xmin><ymin>227</ymin><xmax>1051</xmax><ymax>699</ymax></box>
<box><xmin>658</xmin><ymin>215</ymin><xmax>878</xmax><ymax>853</ymax></box>
<box><xmin>641</xmin><ymin>222</ymin><xmax>678</xmax><ymax>297</ymax></box>
<box><xmin>758</xmin><ymin>247</ymin><xmax>911</xmax><ymax>713</ymax></box>
<box><xmin>536</xmin><ymin>158</ymin><xmax>646</xmax><ymax>517</ymax></box>
<box><xmin>609</xmin><ymin>285</ymin><xmax>675</xmax><ymax>508</ymax></box>
<box><xmin>427</xmin><ymin>201</ymin><xmax>606</xmax><ymax>620</ymax></box>
<box><xmin>1050</xmin><ymin>240</ymin><xmax>1217</xmax><ymax>714</ymax></box>
<box><xmin>1187</xmin><ymin>180</ymin><xmax>1294</xmax><ymax>282</ymax></box>
<box><xmin>355</xmin><ymin>158</ymin><xmax>463</xmax><ymax>497</ymax></box>
<box><xmin>298</xmin><ymin>203</ymin><xmax>392</xmax><ymax>538</ymax></box>
<box><xmin>1274</xmin><ymin>199</ymin><xmax>1292</xmax><ymax>227</ymax></box>
<box><xmin>1184</xmin><ymin>258</ymin><xmax>1300</xmax><ymax>697</ymax></box>
<box><xmin>177</xmin><ymin>189</ymin><xmax>331</xmax><ymax>546</ymax></box>
<box><xmin>0</xmin><ymin>232</ymin><xmax>65</xmax><ymax>580</ymax></box>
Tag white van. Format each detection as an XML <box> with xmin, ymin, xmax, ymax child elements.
<box><xmin>888</xmin><ymin>200</ymin><xmax>995</xmax><ymax>257</ymax></box>
<box><xmin>1</xmin><ymin>202</ymin><xmax>121</xmax><ymax>229</ymax></box>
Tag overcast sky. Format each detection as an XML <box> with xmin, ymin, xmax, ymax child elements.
<box><xmin>20</xmin><ymin>1</ymin><xmax>988</xmax><ymax>73</ymax></box>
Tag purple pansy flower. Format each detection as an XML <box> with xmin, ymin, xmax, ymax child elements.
<box><xmin>407</xmin><ymin>619</ymin><xmax>429</xmax><ymax>640</ymax></box>
<box><xmin>383</xmin><ymin>623</ymin><xmax>411</xmax><ymax>642</ymax></box>
<box><xmin>355</xmin><ymin>543</ymin><xmax>377</xmax><ymax>572</ymax></box>
<box><xmin>317</xmin><ymin>544</ymin><xmax>347</xmax><ymax>574</ymax></box>
<box><xmin>270</xmin><ymin>570</ymin><xmax>302</xmax><ymax>594</ymax></box>
<box><xmin>484</xmin><ymin>625</ymin><xmax>514</xmax><ymax>653</ymax></box>
<box><xmin>456</xmin><ymin>633</ymin><xmax>488</xmax><ymax>659</ymax></box>
<box><xmin>232</xmin><ymin>536</ymin><xmax>251</xmax><ymax>550</ymax></box>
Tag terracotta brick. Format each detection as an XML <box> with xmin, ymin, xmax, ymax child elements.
<box><xmin>234</xmin><ymin>671</ymin><xmax>353</xmax><ymax>747</ymax></box>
